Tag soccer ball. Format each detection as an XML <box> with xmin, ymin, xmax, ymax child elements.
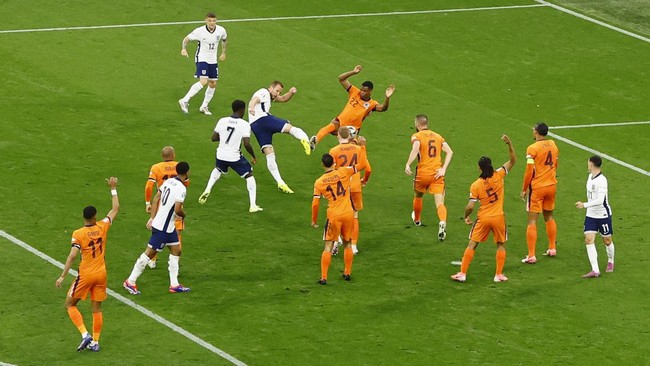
<box><xmin>346</xmin><ymin>126</ymin><xmax>358</xmax><ymax>139</ymax></box>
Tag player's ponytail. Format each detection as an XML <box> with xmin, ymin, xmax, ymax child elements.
<box><xmin>478</xmin><ymin>156</ymin><xmax>494</xmax><ymax>179</ymax></box>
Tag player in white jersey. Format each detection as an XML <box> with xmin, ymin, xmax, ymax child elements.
<box><xmin>248</xmin><ymin>81</ymin><xmax>313</xmax><ymax>194</ymax></box>
<box><xmin>123</xmin><ymin>162</ymin><xmax>191</xmax><ymax>294</ymax></box>
<box><xmin>178</xmin><ymin>12</ymin><xmax>227</xmax><ymax>116</ymax></box>
<box><xmin>575</xmin><ymin>155</ymin><xmax>616</xmax><ymax>278</ymax></box>
<box><xmin>198</xmin><ymin>100</ymin><xmax>262</xmax><ymax>212</ymax></box>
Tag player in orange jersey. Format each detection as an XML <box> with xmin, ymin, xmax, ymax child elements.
<box><xmin>144</xmin><ymin>146</ymin><xmax>187</xmax><ymax>269</ymax></box>
<box><xmin>405</xmin><ymin>114</ymin><xmax>454</xmax><ymax>241</ymax></box>
<box><xmin>520</xmin><ymin>122</ymin><xmax>559</xmax><ymax>264</ymax></box>
<box><xmin>310</xmin><ymin>65</ymin><xmax>394</xmax><ymax>149</ymax></box>
<box><xmin>328</xmin><ymin>126</ymin><xmax>371</xmax><ymax>255</ymax></box>
<box><xmin>451</xmin><ymin>135</ymin><xmax>516</xmax><ymax>283</ymax></box>
<box><xmin>55</xmin><ymin>177</ymin><xmax>119</xmax><ymax>352</ymax></box>
<box><xmin>312</xmin><ymin>154</ymin><xmax>360</xmax><ymax>285</ymax></box>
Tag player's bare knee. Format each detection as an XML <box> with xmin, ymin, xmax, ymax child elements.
<box><xmin>603</xmin><ymin>236</ymin><xmax>613</xmax><ymax>245</ymax></box>
<box><xmin>262</xmin><ymin>146</ymin><xmax>274</xmax><ymax>155</ymax></box>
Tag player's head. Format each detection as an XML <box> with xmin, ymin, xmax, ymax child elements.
<box><xmin>337</xmin><ymin>126</ymin><xmax>350</xmax><ymax>142</ymax></box>
<box><xmin>321</xmin><ymin>153</ymin><xmax>335</xmax><ymax>168</ymax></box>
<box><xmin>534</xmin><ymin>122</ymin><xmax>549</xmax><ymax>138</ymax></box>
<box><xmin>176</xmin><ymin>161</ymin><xmax>190</xmax><ymax>180</ymax></box>
<box><xmin>588</xmin><ymin>155</ymin><xmax>602</xmax><ymax>172</ymax></box>
<box><xmin>205</xmin><ymin>12</ymin><xmax>217</xmax><ymax>29</ymax></box>
<box><xmin>478</xmin><ymin>156</ymin><xmax>494</xmax><ymax>179</ymax></box>
<box><xmin>83</xmin><ymin>205</ymin><xmax>97</xmax><ymax>221</ymax></box>
<box><xmin>231</xmin><ymin>99</ymin><xmax>246</xmax><ymax>116</ymax></box>
<box><xmin>161</xmin><ymin>146</ymin><xmax>175</xmax><ymax>161</ymax></box>
<box><xmin>360</xmin><ymin>81</ymin><xmax>374</xmax><ymax>100</ymax></box>
<box><xmin>269</xmin><ymin>81</ymin><xmax>284</xmax><ymax>99</ymax></box>
<box><xmin>414</xmin><ymin>114</ymin><xmax>428</xmax><ymax>130</ymax></box>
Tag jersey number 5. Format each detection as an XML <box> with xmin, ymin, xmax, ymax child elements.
<box><xmin>325</xmin><ymin>181</ymin><xmax>346</xmax><ymax>200</ymax></box>
<box><xmin>486</xmin><ymin>188</ymin><xmax>499</xmax><ymax>203</ymax></box>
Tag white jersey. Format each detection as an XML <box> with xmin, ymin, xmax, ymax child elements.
<box><xmin>215</xmin><ymin>116</ymin><xmax>251</xmax><ymax>162</ymax></box>
<box><xmin>186</xmin><ymin>25</ymin><xmax>227</xmax><ymax>64</ymax></box>
<box><xmin>249</xmin><ymin>88</ymin><xmax>272</xmax><ymax>123</ymax></box>
<box><xmin>584</xmin><ymin>172</ymin><xmax>611</xmax><ymax>218</ymax></box>
<box><xmin>152</xmin><ymin>177</ymin><xmax>187</xmax><ymax>233</ymax></box>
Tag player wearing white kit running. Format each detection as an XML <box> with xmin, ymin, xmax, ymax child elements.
<box><xmin>575</xmin><ymin>155</ymin><xmax>616</xmax><ymax>278</ymax></box>
<box><xmin>179</xmin><ymin>12</ymin><xmax>227</xmax><ymax>116</ymax></box>
<box><xmin>198</xmin><ymin>100</ymin><xmax>262</xmax><ymax>212</ymax></box>
<box><xmin>123</xmin><ymin>162</ymin><xmax>191</xmax><ymax>294</ymax></box>
<box><xmin>248</xmin><ymin>81</ymin><xmax>313</xmax><ymax>194</ymax></box>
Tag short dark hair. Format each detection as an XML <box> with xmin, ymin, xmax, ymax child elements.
<box><xmin>206</xmin><ymin>12</ymin><xmax>216</xmax><ymax>19</ymax></box>
<box><xmin>232</xmin><ymin>99</ymin><xmax>245</xmax><ymax>112</ymax></box>
<box><xmin>589</xmin><ymin>155</ymin><xmax>602</xmax><ymax>168</ymax></box>
<box><xmin>270</xmin><ymin>80</ymin><xmax>284</xmax><ymax>88</ymax></box>
<box><xmin>361</xmin><ymin>81</ymin><xmax>374</xmax><ymax>90</ymax></box>
<box><xmin>478</xmin><ymin>156</ymin><xmax>495</xmax><ymax>179</ymax></box>
<box><xmin>83</xmin><ymin>206</ymin><xmax>97</xmax><ymax>219</ymax></box>
<box><xmin>176</xmin><ymin>161</ymin><xmax>190</xmax><ymax>175</ymax></box>
<box><xmin>415</xmin><ymin>114</ymin><xmax>428</xmax><ymax>125</ymax></box>
<box><xmin>535</xmin><ymin>122</ymin><xmax>549</xmax><ymax>136</ymax></box>
<box><xmin>322</xmin><ymin>154</ymin><xmax>334</xmax><ymax>168</ymax></box>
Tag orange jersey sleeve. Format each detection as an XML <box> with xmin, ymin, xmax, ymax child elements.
<box><xmin>146</xmin><ymin>161</ymin><xmax>178</xmax><ymax>202</ymax></box>
<box><xmin>71</xmin><ymin>218</ymin><xmax>111</xmax><ymax>275</ymax></box>
<box><xmin>412</xmin><ymin>130</ymin><xmax>445</xmax><ymax>177</ymax></box>
<box><xmin>336</xmin><ymin>86</ymin><xmax>379</xmax><ymax>129</ymax></box>
<box><xmin>313</xmin><ymin>167</ymin><xmax>355</xmax><ymax>218</ymax></box>
<box><xmin>470</xmin><ymin>168</ymin><xmax>507</xmax><ymax>218</ymax></box>
<box><xmin>525</xmin><ymin>140</ymin><xmax>558</xmax><ymax>189</ymax></box>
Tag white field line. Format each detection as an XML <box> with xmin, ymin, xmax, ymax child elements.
<box><xmin>0</xmin><ymin>230</ymin><xmax>247</xmax><ymax>366</ymax></box>
<box><xmin>535</xmin><ymin>0</ymin><xmax>650</xmax><ymax>43</ymax></box>
<box><xmin>548</xmin><ymin>132</ymin><xmax>650</xmax><ymax>177</ymax></box>
<box><xmin>0</xmin><ymin>362</ymin><xmax>18</xmax><ymax>366</ymax></box>
<box><xmin>551</xmin><ymin>121</ymin><xmax>650</xmax><ymax>129</ymax></box>
<box><xmin>0</xmin><ymin>4</ymin><xmax>547</xmax><ymax>34</ymax></box>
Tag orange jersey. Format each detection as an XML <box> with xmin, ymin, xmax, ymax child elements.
<box><xmin>411</xmin><ymin>129</ymin><xmax>446</xmax><ymax>177</ymax></box>
<box><xmin>313</xmin><ymin>167</ymin><xmax>356</xmax><ymax>218</ymax></box>
<box><xmin>470</xmin><ymin>168</ymin><xmax>508</xmax><ymax>218</ymax></box>
<box><xmin>148</xmin><ymin>160</ymin><xmax>177</xmax><ymax>187</ymax></box>
<box><xmin>329</xmin><ymin>143</ymin><xmax>371</xmax><ymax>192</ymax></box>
<box><xmin>71</xmin><ymin>217</ymin><xmax>111</xmax><ymax>275</ymax></box>
<box><xmin>336</xmin><ymin>86</ymin><xmax>379</xmax><ymax>129</ymax></box>
<box><xmin>525</xmin><ymin>140</ymin><xmax>558</xmax><ymax>189</ymax></box>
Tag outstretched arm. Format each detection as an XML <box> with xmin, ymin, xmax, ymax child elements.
<box><xmin>339</xmin><ymin>65</ymin><xmax>362</xmax><ymax>90</ymax></box>
<box><xmin>275</xmin><ymin>87</ymin><xmax>297</xmax><ymax>103</ymax></box>
<box><xmin>501</xmin><ymin>135</ymin><xmax>517</xmax><ymax>171</ymax></box>
<box><xmin>375</xmin><ymin>85</ymin><xmax>395</xmax><ymax>112</ymax></box>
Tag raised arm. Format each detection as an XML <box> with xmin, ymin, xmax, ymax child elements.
<box><xmin>339</xmin><ymin>65</ymin><xmax>362</xmax><ymax>90</ymax></box>
<box><xmin>404</xmin><ymin>140</ymin><xmax>420</xmax><ymax>175</ymax></box>
<box><xmin>435</xmin><ymin>142</ymin><xmax>453</xmax><ymax>179</ymax></box>
<box><xmin>274</xmin><ymin>87</ymin><xmax>297</xmax><ymax>103</ymax></box>
<box><xmin>106</xmin><ymin>177</ymin><xmax>120</xmax><ymax>222</ymax></box>
<box><xmin>375</xmin><ymin>85</ymin><xmax>395</xmax><ymax>112</ymax></box>
<box><xmin>501</xmin><ymin>134</ymin><xmax>517</xmax><ymax>171</ymax></box>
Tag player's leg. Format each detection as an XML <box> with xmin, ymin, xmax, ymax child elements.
<box><xmin>312</xmin><ymin>118</ymin><xmax>340</xmax><ymax>147</ymax></box>
<box><xmin>64</xmin><ymin>294</ymin><xmax>92</xmax><ymax>350</ymax></box>
<box><xmin>541</xmin><ymin>185</ymin><xmax>557</xmax><ymax>256</ymax></box>
<box><xmin>241</xmin><ymin>168</ymin><xmax>262</xmax><ymax>212</ymax></box>
<box><xmin>199</xmin><ymin>159</ymin><xmax>226</xmax><ymax>204</ymax></box>
<box><xmin>493</xmin><ymin>216</ymin><xmax>508</xmax><ymax>282</ymax></box>
<box><xmin>88</xmin><ymin>300</ymin><xmax>103</xmax><ymax>352</ymax></box>
<box><xmin>451</xmin><ymin>240</ymin><xmax>478</xmax><ymax>282</ymax></box>
<box><xmin>411</xmin><ymin>178</ymin><xmax>426</xmax><ymax>225</ymax></box>
<box><xmin>167</xmin><ymin>241</ymin><xmax>190</xmax><ymax>292</ymax></box>
<box><xmin>600</xmin><ymin>217</ymin><xmax>615</xmax><ymax>272</ymax></box>
<box><xmin>523</xmin><ymin>189</ymin><xmax>541</xmax><ymax>263</ymax></box>
<box><xmin>494</xmin><ymin>243</ymin><xmax>508</xmax><ymax>282</ymax></box>
<box><xmin>433</xmin><ymin>185</ymin><xmax>448</xmax><ymax>241</ymax></box>
<box><xmin>262</xmin><ymin>145</ymin><xmax>292</xmax><ymax>193</ymax></box>
<box><xmin>124</xmin><ymin>239</ymin><xmax>160</xmax><ymax>294</ymax></box>
<box><xmin>350</xmin><ymin>191</ymin><xmax>363</xmax><ymax>254</ymax></box>
<box><xmin>199</xmin><ymin>70</ymin><xmax>218</xmax><ymax>115</ymax></box>
<box><xmin>341</xmin><ymin>214</ymin><xmax>354</xmax><ymax>280</ymax></box>
<box><xmin>179</xmin><ymin>63</ymin><xmax>209</xmax><ymax>113</ymax></box>
<box><xmin>252</xmin><ymin>118</ymin><xmax>294</xmax><ymax>192</ymax></box>
<box><xmin>280</xmin><ymin>120</ymin><xmax>312</xmax><ymax>155</ymax></box>
<box><xmin>319</xmin><ymin>218</ymin><xmax>339</xmax><ymax>284</ymax></box>
<box><xmin>582</xmin><ymin>231</ymin><xmax>600</xmax><ymax>278</ymax></box>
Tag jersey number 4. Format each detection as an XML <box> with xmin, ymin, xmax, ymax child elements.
<box><xmin>325</xmin><ymin>181</ymin><xmax>346</xmax><ymax>200</ymax></box>
<box><xmin>544</xmin><ymin>151</ymin><xmax>554</xmax><ymax>166</ymax></box>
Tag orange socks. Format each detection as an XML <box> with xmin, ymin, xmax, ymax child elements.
<box><xmin>344</xmin><ymin>247</ymin><xmax>354</xmax><ymax>275</ymax></box>
<box><xmin>352</xmin><ymin>218</ymin><xmax>359</xmax><ymax>245</ymax></box>
<box><xmin>526</xmin><ymin>224</ymin><xmax>537</xmax><ymax>257</ymax></box>
<box><xmin>413</xmin><ymin>197</ymin><xmax>423</xmax><ymax>221</ymax></box>
<box><xmin>460</xmin><ymin>248</ymin><xmax>475</xmax><ymax>274</ymax></box>
<box><xmin>545</xmin><ymin>220</ymin><xmax>557</xmax><ymax>250</ymax></box>
<box><xmin>437</xmin><ymin>204</ymin><xmax>448</xmax><ymax>222</ymax></box>
<box><xmin>92</xmin><ymin>312</ymin><xmax>103</xmax><ymax>343</ymax></box>
<box><xmin>320</xmin><ymin>251</ymin><xmax>332</xmax><ymax>280</ymax></box>
<box><xmin>316</xmin><ymin>124</ymin><xmax>337</xmax><ymax>143</ymax></box>
<box><xmin>67</xmin><ymin>306</ymin><xmax>88</xmax><ymax>335</ymax></box>
<box><xmin>495</xmin><ymin>249</ymin><xmax>506</xmax><ymax>275</ymax></box>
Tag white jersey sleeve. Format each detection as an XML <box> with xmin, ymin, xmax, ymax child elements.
<box><xmin>249</xmin><ymin>88</ymin><xmax>271</xmax><ymax>123</ymax></box>
<box><xmin>584</xmin><ymin>173</ymin><xmax>611</xmax><ymax>218</ymax></box>
<box><xmin>216</xmin><ymin>117</ymin><xmax>251</xmax><ymax>162</ymax></box>
<box><xmin>152</xmin><ymin>178</ymin><xmax>187</xmax><ymax>233</ymax></box>
<box><xmin>187</xmin><ymin>25</ymin><xmax>227</xmax><ymax>64</ymax></box>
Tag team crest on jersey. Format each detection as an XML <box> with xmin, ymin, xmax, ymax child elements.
<box><xmin>363</xmin><ymin>102</ymin><xmax>370</xmax><ymax>109</ymax></box>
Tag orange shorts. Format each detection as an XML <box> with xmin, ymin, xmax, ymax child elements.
<box><xmin>414</xmin><ymin>175</ymin><xmax>445</xmax><ymax>195</ymax></box>
<box><xmin>323</xmin><ymin>212</ymin><xmax>354</xmax><ymax>242</ymax></box>
<box><xmin>351</xmin><ymin>191</ymin><xmax>363</xmax><ymax>211</ymax></box>
<box><xmin>469</xmin><ymin>215</ymin><xmax>507</xmax><ymax>243</ymax></box>
<box><xmin>68</xmin><ymin>271</ymin><xmax>107</xmax><ymax>301</ymax></box>
<box><xmin>527</xmin><ymin>185</ymin><xmax>556</xmax><ymax>213</ymax></box>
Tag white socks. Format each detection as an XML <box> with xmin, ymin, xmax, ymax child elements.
<box><xmin>586</xmin><ymin>244</ymin><xmax>599</xmax><ymax>273</ymax></box>
<box><xmin>168</xmin><ymin>254</ymin><xmax>180</xmax><ymax>287</ymax></box>
<box><xmin>606</xmin><ymin>243</ymin><xmax>615</xmax><ymax>263</ymax></box>
<box><xmin>266</xmin><ymin>153</ymin><xmax>285</xmax><ymax>185</ymax></box>
<box><xmin>201</xmin><ymin>86</ymin><xmax>215</xmax><ymax>108</ymax></box>
<box><xmin>182</xmin><ymin>81</ymin><xmax>204</xmax><ymax>102</ymax></box>
<box><xmin>204</xmin><ymin>168</ymin><xmax>222</xmax><ymax>193</ymax></box>
<box><xmin>246</xmin><ymin>176</ymin><xmax>257</xmax><ymax>206</ymax></box>
<box><xmin>128</xmin><ymin>253</ymin><xmax>150</xmax><ymax>284</ymax></box>
<box><xmin>288</xmin><ymin>126</ymin><xmax>309</xmax><ymax>141</ymax></box>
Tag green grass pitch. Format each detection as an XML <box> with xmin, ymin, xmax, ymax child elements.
<box><xmin>0</xmin><ymin>1</ymin><xmax>649</xmax><ymax>365</ymax></box>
